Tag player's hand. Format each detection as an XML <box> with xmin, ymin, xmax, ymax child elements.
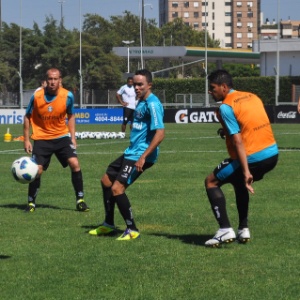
<box><xmin>217</xmin><ymin>128</ymin><xmax>225</xmax><ymax>139</ymax></box>
<box><xmin>135</xmin><ymin>156</ymin><xmax>145</xmax><ymax>172</ymax></box>
<box><xmin>24</xmin><ymin>141</ymin><xmax>32</xmax><ymax>154</ymax></box>
<box><xmin>245</xmin><ymin>174</ymin><xmax>254</xmax><ymax>194</ymax></box>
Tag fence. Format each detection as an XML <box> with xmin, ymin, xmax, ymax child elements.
<box><xmin>1</xmin><ymin>87</ymin><xmax>299</xmax><ymax>109</ymax></box>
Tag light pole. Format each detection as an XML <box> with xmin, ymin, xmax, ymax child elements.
<box><xmin>79</xmin><ymin>0</ymin><xmax>83</xmax><ymax>108</ymax></box>
<box><xmin>275</xmin><ymin>0</ymin><xmax>280</xmax><ymax>105</ymax></box>
<box><xmin>19</xmin><ymin>0</ymin><xmax>23</xmax><ymax>108</ymax></box>
<box><xmin>58</xmin><ymin>0</ymin><xmax>66</xmax><ymax>26</ymax></box>
<box><xmin>139</xmin><ymin>0</ymin><xmax>153</xmax><ymax>68</ymax></box>
<box><xmin>204</xmin><ymin>0</ymin><xmax>209</xmax><ymax>107</ymax></box>
<box><xmin>122</xmin><ymin>40</ymin><xmax>134</xmax><ymax>73</ymax></box>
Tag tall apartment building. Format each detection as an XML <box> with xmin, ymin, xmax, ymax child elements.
<box><xmin>159</xmin><ymin>0</ymin><xmax>261</xmax><ymax>49</ymax></box>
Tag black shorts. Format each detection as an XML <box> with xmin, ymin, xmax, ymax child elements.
<box><xmin>32</xmin><ymin>137</ymin><xmax>77</xmax><ymax>170</ymax></box>
<box><xmin>215</xmin><ymin>154</ymin><xmax>278</xmax><ymax>185</ymax></box>
<box><xmin>106</xmin><ymin>155</ymin><xmax>153</xmax><ymax>186</ymax></box>
<box><xmin>123</xmin><ymin>107</ymin><xmax>135</xmax><ymax>125</ymax></box>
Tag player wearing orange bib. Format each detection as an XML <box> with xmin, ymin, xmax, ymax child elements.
<box><xmin>204</xmin><ymin>69</ymin><xmax>278</xmax><ymax>247</ymax></box>
<box><xmin>23</xmin><ymin>68</ymin><xmax>89</xmax><ymax>213</ymax></box>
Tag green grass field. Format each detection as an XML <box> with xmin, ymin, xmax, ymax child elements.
<box><xmin>1</xmin><ymin>123</ymin><xmax>299</xmax><ymax>300</ymax></box>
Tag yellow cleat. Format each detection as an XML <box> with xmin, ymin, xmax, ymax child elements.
<box><xmin>89</xmin><ymin>223</ymin><xmax>116</xmax><ymax>236</ymax></box>
<box><xmin>116</xmin><ymin>228</ymin><xmax>140</xmax><ymax>241</ymax></box>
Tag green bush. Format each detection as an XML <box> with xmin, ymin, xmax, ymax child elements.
<box><xmin>153</xmin><ymin>76</ymin><xmax>300</xmax><ymax>105</ymax></box>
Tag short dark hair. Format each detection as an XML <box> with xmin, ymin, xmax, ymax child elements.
<box><xmin>135</xmin><ymin>69</ymin><xmax>152</xmax><ymax>83</ymax></box>
<box><xmin>127</xmin><ymin>77</ymin><xmax>133</xmax><ymax>82</ymax></box>
<box><xmin>207</xmin><ymin>69</ymin><xmax>233</xmax><ymax>88</ymax></box>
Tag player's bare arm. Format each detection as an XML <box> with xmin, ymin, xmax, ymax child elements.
<box><xmin>135</xmin><ymin>129</ymin><xmax>165</xmax><ymax>172</ymax></box>
<box><xmin>231</xmin><ymin>133</ymin><xmax>254</xmax><ymax>194</ymax></box>
<box><xmin>23</xmin><ymin>115</ymin><xmax>32</xmax><ymax>154</ymax></box>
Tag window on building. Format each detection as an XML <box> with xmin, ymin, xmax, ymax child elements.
<box><xmin>194</xmin><ymin>23</ymin><xmax>199</xmax><ymax>28</ymax></box>
<box><xmin>184</xmin><ymin>12</ymin><xmax>189</xmax><ymax>18</ymax></box>
<box><xmin>202</xmin><ymin>1</ymin><xmax>208</xmax><ymax>6</ymax></box>
<box><xmin>247</xmin><ymin>22</ymin><xmax>253</xmax><ymax>28</ymax></box>
<box><xmin>202</xmin><ymin>12</ymin><xmax>208</xmax><ymax>16</ymax></box>
<box><xmin>172</xmin><ymin>12</ymin><xmax>178</xmax><ymax>17</ymax></box>
<box><xmin>248</xmin><ymin>43</ymin><xmax>252</xmax><ymax>48</ymax></box>
<box><xmin>212</xmin><ymin>12</ymin><xmax>215</xmax><ymax>20</ymax></box>
<box><xmin>237</xmin><ymin>32</ymin><xmax>242</xmax><ymax>38</ymax></box>
<box><xmin>237</xmin><ymin>42</ymin><xmax>242</xmax><ymax>48</ymax></box>
<box><xmin>172</xmin><ymin>2</ymin><xmax>178</xmax><ymax>8</ymax></box>
<box><xmin>212</xmin><ymin>33</ymin><xmax>215</xmax><ymax>39</ymax></box>
<box><xmin>194</xmin><ymin>12</ymin><xmax>199</xmax><ymax>18</ymax></box>
<box><xmin>225</xmin><ymin>2</ymin><xmax>231</xmax><ymax>6</ymax></box>
<box><xmin>212</xmin><ymin>2</ymin><xmax>215</xmax><ymax>9</ymax></box>
<box><xmin>184</xmin><ymin>2</ymin><xmax>189</xmax><ymax>8</ymax></box>
<box><xmin>225</xmin><ymin>22</ymin><xmax>232</xmax><ymax>26</ymax></box>
<box><xmin>247</xmin><ymin>32</ymin><xmax>253</xmax><ymax>38</ymax></box>
<box><xmin>237</xmin><ymin>1</ymin><xmax>242</xmax><ymax>7</ymax></box>
<box><xmin>194</xmin><ymin>2</ymin><xmax>199</xmax><ymax>7</ymax></box>
<box><xmin>237</xmin><ymin>22</ymin><xmax>242</xmax><ymax>27</ymax></box>
<box><xmin>247</xmin><ymin>2</ymin><xmax>253</xmax><ymax>7</ymax></box>
<box><xmin>225</xmin><ymin>43</ymin><xmax>232</xmax><ymax>47</ymax></box>
<box><xmin>247</xmin><ymin>11</ymin><xmax>253</xmax><ymax>18</ymax></box>
<box><xmin>212</xmin><ymin>23</ymin><xmax>215</xmax><ymax>30</ymax></box>
<box><xmin>185</xmin><ymin>22</ymin><xmax>190</xmax><ymax>26</ymax></box>
<box><xmin>225</xmin><ymin>32</ymin><xmax>232</xmax><ymax>37</ymax></box>
<box><xmin>225</xmin><ymin>12</ymin><xmax>232</xmax><ymax>16</ymax></box>
<box><xmin>202</xmin><ymin>22</ymin><xmax>208</xmax><ymax>27</ymax></box>
<box><xmin>237</xmin><ymin>12</ymin><xmax>242</xmax><ymax>18</ymax></box>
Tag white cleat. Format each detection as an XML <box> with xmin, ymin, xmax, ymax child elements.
<box><xmin>205</xmin><ymin>228</ymin><xmax>236</xmax><ymax>247</ymax></box>
<box><xmin>237</xmin><ymin>228</ymin><xmax>251</xmax><ymax>243</ymax></box>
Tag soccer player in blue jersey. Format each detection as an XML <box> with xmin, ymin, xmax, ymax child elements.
<box><xmin>89</xmin><ymin>69</ymin><xmax>165</xmax><ymax>240</ymax></box>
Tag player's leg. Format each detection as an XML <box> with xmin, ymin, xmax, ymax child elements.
<box><xmin>231</xmin><ymin>174</ymin><xmax>251</xmax><ymax>243</ymax></box>
<box><xmin>128</xmin><ymin>108</ymin><xmax>134</xmax><ymax>131</ymax></box>
<box><xmin>113</xmin><ymin>159</ymin><xmax>153</xmax><ymax>240</ymax></box>
<box><xmin>56</xmin><ymin>137</ymin><xmax>89</xmax><ymax>212</ymax></box>
<box><xmin>89</xmin><ymin>156</ymin><xmax>124</xmax><ymax>236</ymax></box>
<box><xmin>25</xmin><ymin>141</ymin><xmax>50</xmax><ymax>212</ymax></box>
<box><xmin>204</xmin><ymin>159</ymin><xmax>239</xmax><ymax>247</ymax></box>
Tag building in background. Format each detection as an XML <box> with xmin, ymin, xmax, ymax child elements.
<box><xmin>159</xmin><ymin>0</ymin><xmax>260</xmax><ymax>50</ymax></box>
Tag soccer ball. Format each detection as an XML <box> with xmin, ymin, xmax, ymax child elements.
<box><xmin>11</xmin><ymin>156</ymin><xmax>38</xmax><ymax>184</ymax></box>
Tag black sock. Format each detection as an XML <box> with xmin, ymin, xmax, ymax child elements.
<box><xmin>28</xmin><ymin>177</ymin><xmax>41</xmax><ymax>204</ymax></box>
<box><xmin>102</xmin><ymin>184</ymin><xmax>115</xmax><ymax>226</ymax></box>
<box><xmin>71</xmin><ymin>170</ymin><xmax>84</xmax><ymax>200</ymax></box>
<box><xmin>206</xmin><ymin>187</ymin><xmax>231</xmax><ymax>228</ymax></box>
<box><xmin>234</xmin><ymin>184</ymin><xmax>249</xmax><ymax>229</ymax></box>
<box><xmin>114</xmin><ymin>193</ymin><xmax>138</xmax><ymax>231</ymax></box>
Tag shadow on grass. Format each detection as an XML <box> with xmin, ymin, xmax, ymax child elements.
<box><xmin>81</xmin><ymin>224</ymin><xmax>123</xmax><ymax>236</ymax></box>
<box><xmin>148</xmin><ymin>232</ymin><xmax>212</xmax><ymax>247</ymax></box>
<box><xmin>0</xmin><ymin>255</ymin><xmax>11</xmax><ymax>260</ymax></box>
<box><xmin>0</xmin><ymin>203</ymin><xmax>73</xmax><ymax>211</ymax></box>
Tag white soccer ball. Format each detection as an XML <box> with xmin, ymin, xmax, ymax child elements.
<box><xmin>109</xmin><ymin>132</ymin><xmax>117</xmax><ymax>139</ymax></box>
<box><xmin>88</xmin><ymin>132</ymin><xmax>96</xmax><ymax>139</ymax></box>
<box><xmin>11</xmin><ymin>156</ymin><xmax>38</xmax><ymax>184</ymax></box>
<box><xmin>102</xmin><ymin>132</ymin><xmax>110</xmax><ymax>139</ymax></box>
<box><xmin>94</xmin><ymin>132</ymin><xmax>102</xmax><ymax>139</ymax></box>
<box><xmin>117</xmin><ymin>132</ymin><xmax>126</xmax><ymax>139</ymax></box>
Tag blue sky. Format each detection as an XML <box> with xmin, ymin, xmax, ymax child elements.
<box><xmin>1</xmin><ymin>0</ymin><xmax>300</xmax><ymax>30</ymax></box>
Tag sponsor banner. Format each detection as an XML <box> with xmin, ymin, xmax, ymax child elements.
<box><xmin>274</xmin><ymin>106</ymin><xmax>299</xmax><ymax>123</ymax></box>
<box><xmin>165</xmin><ymin>108</ymin><xmax>219</xmax><ymax>123</ymax></box>
<box><xmin>74</xmin><ymin>109</ymin><xmax>123</xmax><ymax>124</ymax></box>
<box><xmin>0</xmin><ymin>109</ymin><xmax>26</xmax><ymax>124</ymax></box>
<box><xmin>164</xmin><ymin>106</ymin><xmax>277</xmax><ymax>124</ymax></box>
<box><xmin>0</xmin><ymin>109</ymin><xmax>123</xmax><ymax>124</ymax></box>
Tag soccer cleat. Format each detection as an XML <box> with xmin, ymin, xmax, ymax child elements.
<box><xmin>24</xmin><ymin>202</ymin><xmax>36</xmax><ymax>213</ymax></box>
<box><xmin>89</xmin><ymin>223</ymin><xmax>116</xmax><ymax>236</ymax></box>
<box><xmin>205</xmin><ymin>228</ymin><xmax>236</xmax><ymax>247</ymax></box>
<box><xmin>116</xmin><ymin>228</ymin><xmax>140</xmax><ymax>241</ymax></box>
<box><xmin>237</xmin><ymin>228</ymin><xmax>251</xmax><ymax>244</ymax></box>
<box><xmin>76</xmin><ymin>199</ymin><xmax>90</xmax><ymax>212</ymax></box>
